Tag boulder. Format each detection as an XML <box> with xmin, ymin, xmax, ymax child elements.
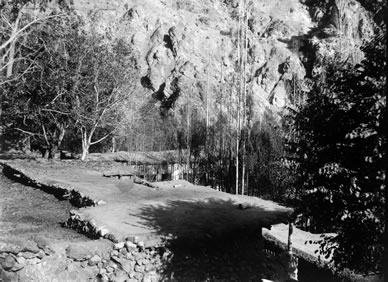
<box><xmin>0</xmin><ymin>238</ymin><xmax>39</xmax><ymax>255</ymax></box>
<box><xmin>65</xmin><ymin>245</ymin><xmax>92</xmax><ymax>261</ymax></box>
<box><xmin>125</xmin><ymin>241</ymin><xmax>137</xmax><ymax>251</ymax></box>
<box><xmin>88</xmin><ymin>255</ymin><xmax>101</xmax><ymax>266</ymax></box>
<box><xmin>1</xmin><ymin>255</ymin><xmax>16</xmax><ymax>271</ymax></box>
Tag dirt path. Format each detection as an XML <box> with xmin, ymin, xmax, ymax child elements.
<box><xmin>2</xmin><ymin>159</ymin><xmax>293</xmax><ymax>245</ymax></box>
<box><xmin>0</xmin><ymin>172</ymin><xmax>88</xmax><ymax>244</ymax></box>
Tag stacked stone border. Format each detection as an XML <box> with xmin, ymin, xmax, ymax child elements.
<box><xmin>0</xmin><ymin>238</ymin><xmax>54</xmax><ymax>277</ymax></box>
<box><xmin>0</xmin><ymin>162</ymin><xmax>170</xmax><ymax>281</ymax></box>
<box><xmin>2</xmin><ymin>163</ymin><xmax>96</xmax><ymax>208</ymax></box>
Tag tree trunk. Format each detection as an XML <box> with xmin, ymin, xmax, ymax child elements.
<box><xmin>48</xmin><ymin>144</ymin><xmax>58</xmax><ymax>159</ymax></box>
<box><xmin>112</xmin><ymin>136</ymin><xmax>116</xmax><ymax>152</ymax></box>
<box><xmin>241</xmin><ymin>1</ymin><xmax>248</xmax><ymax>195</ymax></box>
<box><xmin>6</xmin><ymin>11</ymin><xmax>21</xmax><ymax>78</ymax></box>
<box><xmin>81</xmin><ymin>143</ymin><xmax>89</xmax><ymax>161</ymax></box>
<box><xmin>81</xmin><ymin>131</ymin><xmax>90</xmax><ymax>161</ymax></box>
<box><xmin>186</xmin><ymin>102</ymin><xmax>191</xmax><ymax>182</ymax></box>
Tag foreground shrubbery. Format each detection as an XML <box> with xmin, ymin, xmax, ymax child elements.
<box><xmin>285</xmin><ymin>33</ymin><xmax>385</xmax><ymax>274</ymax></box>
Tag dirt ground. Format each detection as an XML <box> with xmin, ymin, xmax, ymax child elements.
<box><xmin>1</xmin><ymin>157</ymin><xmax>378</xmax><ymax>282</ymax></box>
<box><xmin>2</xmin><ymin>159</ymin><xmax>293</xmax><ymax>245</ymax></box>
<box><xmin>0</xmin><ymin>172</ymin><xmax>88</xmax><ymax>244</ymax></box>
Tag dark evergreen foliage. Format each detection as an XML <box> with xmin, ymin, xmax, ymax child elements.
<box><xmin>286</xmin><ymin>33</ymin><xmax>386</xmax><ymax>274</ymax></box>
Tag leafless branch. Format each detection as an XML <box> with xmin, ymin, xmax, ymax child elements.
<box><xmin>90</xmin><ymin>129</ymin><xmax>115</xmax><ymax>145</ymax></box>
<box><xmin>15</xmin><ymin>128</ymin><xmax>38</xmax><ymax>136</ymax></box>
<box><xmin>41</xmin><ymin>124</ymin><xmax>50</xmax><ymax>146</ymax></box>
<box><xmin>0</xmin><ymin>13</ymin><xmax>65</xmax><ymax>52</ymax></box>
<box><xmin>41</xmin><ymin>108</ymin><xmax>71</xmax><ymax>115</ymax></box>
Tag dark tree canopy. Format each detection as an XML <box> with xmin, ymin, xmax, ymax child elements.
<box><xmin>286</xmin><ymin>32</ymin><xmax>386</xmax><ymax>275</ymax></box>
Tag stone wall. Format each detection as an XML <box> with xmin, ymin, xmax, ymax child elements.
<box><xmin>1</xmin><ymin>229</ymin><xmax>285</xmax><ymax>281</ymax></box>
<box><xmin>0</xmin><ymin>161</ymin><xmax>291</xmax><ymax>281</ymax></box>
<box><xmin>65</xmin><ymin>239</ymin><xmax>165</xmax><ymax>282</ymax></box>
<box><xmin>0</xmin><ymin>237</ymin><xmax>55</xmax><ymax>282</ymax></box>
<box><xmin>2</xmin><ymin>163</ymin><xmax>97</xmax><ymax>208</ymax></box>
<box><xmin>64</xmin><ymin>209</ymin><xmax>276</xmax><ymax>281</ymax></box>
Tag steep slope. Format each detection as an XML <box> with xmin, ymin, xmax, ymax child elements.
<box><xmin>51</xmin><ymin>0</ymin><xmax>375</xmax><ymax>124</ymax></box>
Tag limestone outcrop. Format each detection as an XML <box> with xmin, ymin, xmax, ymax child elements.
<box><xmin>59</xmin><ymin>0</ymin><xmax>374</xmax><ymax>124</ymax></box>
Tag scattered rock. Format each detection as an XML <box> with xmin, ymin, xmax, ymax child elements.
<box><xmin>133</xmin><ymin>271</ymin><xmax>144</xmax><ymax>280</ymax></box>
<box><xmin>111</xmin><ymin>250</ymin><xmax>119</xmax><ymax>257</ymax></box>
<box><xmin>33</xmin><ymin>236</ymin><xmax>50</xmax><ymax>252</ymax></box>
<box><xmin>143</xmin><ymin>271</ymin><xmax>160</xmax><ymax>282</ymax></box>
<box><xmin>104</xmin><ymin>233</ymin><xmax>118</xmax><ymax>243</ymax></box>
<box><xmin>0</xmin><ymin>242</ymin><xmax>21</xmax><ymax>254</ymax></box>
<box><xmin>97</xmin><ymin>274</ymin><xmax>109</xmax><ymax>282</ymax></box>
<box><xmin>66</xmin><ymin>263</ymin><xmax>78</xmax><ymax>272</ymax></box>
<box><xmin>111</xmin><ymin>255</ymin><xmax>135</xmax><ymax>273</ymax></box>
<box><xmin>134</xmin><ymin>265</ymin><xmax>144</xmax><ymax>273</ymax></box>
<box><xmin>113</xmin><ymin>269</ymin><xmax>128</xmax><ymax>282</ymax></box>
<box><xmin>11</xmin><ymin>263</ymin><xmax>25</xmax><ymax>272</ymax></box>
<box><xmin>114</xmin><ymin>242</ymin><xmax>125</xmax><ymax>250</ymax></box>
<box><xmin>85</xmin><ymin>265</ymin><xmax>99</xmax><ymax>278</ymax></box>
<box><xmin>88</xmin><ymin>255</ymin><xmax>101</xmax><ymax>266</ymax></box>
<box><xmin>80</xmin><ymin>260</ymin><xmax>88</xmax><ymax>268</ymax></box>
<box><xmin>106</xmin><ymin>261</ymin><xmax>118</xmax><ymax>270</ymax></box>
<box><xmin>137</xmin><ymin>241</ymin><xmax>145</xmax><ymax>249</ymax></box>
<box><xmin>36</xmin><ymin>250</ymin><xmax>46</xmax><ymax>259</ymax></box>
<box><xmin>120</xmin><ymin>248</ymin><xmax>128</xmax><ymax>256</ymax></box>
<box><xmin>0</xmin><ymin>239</ymin><xmax>39</xmax><ymax>255</ymax></box>
<box><xmin>144</xmin><ymin>263</ymin><xmax>154</xmax><ymax>272</ymax></box>
<box><xmin>19</xmin><ymin>251</ymin><xmax>36</xmax><ymax>259</ymax></box>
<box><xmin>2</xmin><ymin>255</ymin><xmax>16</xmax><ymax>271</ymax></box>
<box><xmin>28</xmin><ymin>257</ymin><xmax>40</xmax><ymax>265</ymax></box>
<box><xmin>126</xmin><ymin>253</ymin><xmax>135</xmax><ymax>261</ymax></box>
<box><xmin>98</xmin><ymin>227</ymin><xmax>109</xmax><ymax>237</ymax></box>
<box><xmin>15</xmin><ymin>256</ymin><xmax>26</xmax><ymax>265</ymax></box>
<box><xmin>0</xmin><ymin>268</ymin><xmax>18</xmax><ymax>281</ymax></box>
<box><xmin>121</xmin><ymin>260</ymin><xmax>136</xmax><ymax>273</ymax></box>
<box><xmin>125</xmin><ymin>241</ymin><xmax>137</xmax><ymax>251</ymax></box>
<box><xmin>142</xmin><ymin>259</ymin><xmax>150</xmax><ymax>265</ymax></box>
<box><xmin>106</xmin><ymin>266</ymin><xmax>115</xmax><ymax>273</ymax></box>
<box><xmin>66</xmin><ymin>245</ymin><xmax>92</xmax><ymax>261</ymax></box>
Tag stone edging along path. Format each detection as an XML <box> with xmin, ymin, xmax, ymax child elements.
<box><xmin>1</xmin><ymin>162</ymin><xmax>140</xmax><ymax>244</ymax></box>
<box><xmin>2</xmin><ymin>163</ymin><xmax>97</xmax><ymax>208</ymax></box>
<box><xmin>1</xmin><ymin>159</ymin><xmax>293</xmax><ymax>245</ymax></box>
<box><xmin>0</xmin><ymin>161</ymin><xmax>169</xmax><ymax>281</ymax></box>
<box><xmin>0</xmin><ymin>159</ymin><xmax>297</xmax><ymax>281</ymax></box>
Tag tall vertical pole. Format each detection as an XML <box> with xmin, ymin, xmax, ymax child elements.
<box><xmin>206</xmin><ymin>52</ymin><xmax>210</xmax><ymax>185</ymax></box>
<box><xmin>287</xmin><ymin>222</ymin><xmax>298</xmax><ymax>281</ymax></box>
<box><xmin>236</xmin><ymin>0</ymin><xmax>243</xmax><ymax>195</ymax></box>
<box><xmin>241</xmin><ymin>0</ymin><xmax>249</xmax><ymax>195</ymax></box>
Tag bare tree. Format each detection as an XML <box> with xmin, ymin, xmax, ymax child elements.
<box><xmin>71</xmin><ymin>36</ymin><xmax>138</xmax><ymax>160</ymax></box>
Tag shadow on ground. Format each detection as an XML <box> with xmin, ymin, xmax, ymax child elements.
<box><xmin>136</xmin><ymin>198</ymin><xmax>289</xmax><ymax>281</ymax></box>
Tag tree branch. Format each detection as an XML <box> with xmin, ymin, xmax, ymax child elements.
<box><xmin>90</xmin><ymin>129</ymin><xmax>115</xmax><ymax>145</ymax></box>
<box><xmin>0</xmin><ymin>13</ymin><xmax>65</xmax><ymax>52</ymax></box>
<box><xmin>41</xmin><ymin>108</ymin><xmax>71</xmax><ymax>115</ymax></box>
<box><xmin>41</xmin><ymin>124</ymin><xmax>50</xmax><ymax>146</ymax></box>
<box><xmin>15</xmin><ymin>128</ymin><xmax>39</xmax><ymax>136</ymax></box>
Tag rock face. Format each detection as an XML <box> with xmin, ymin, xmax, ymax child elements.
<box><xmin>58</xmin><ymin>0</ymin><xmax>373</xmax><ymax>124</ymax></box>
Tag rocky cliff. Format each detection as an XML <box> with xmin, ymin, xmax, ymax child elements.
<box><xmin>58</xmin><ymin>0</ymin><xmax>375</xmax><ymax>124</ymax></box>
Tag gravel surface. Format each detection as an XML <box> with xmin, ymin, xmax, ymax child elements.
<box><xmin>0</xmin><ymin>172</ymin><xmax>89</xmax><ymax>244</ymax></box>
